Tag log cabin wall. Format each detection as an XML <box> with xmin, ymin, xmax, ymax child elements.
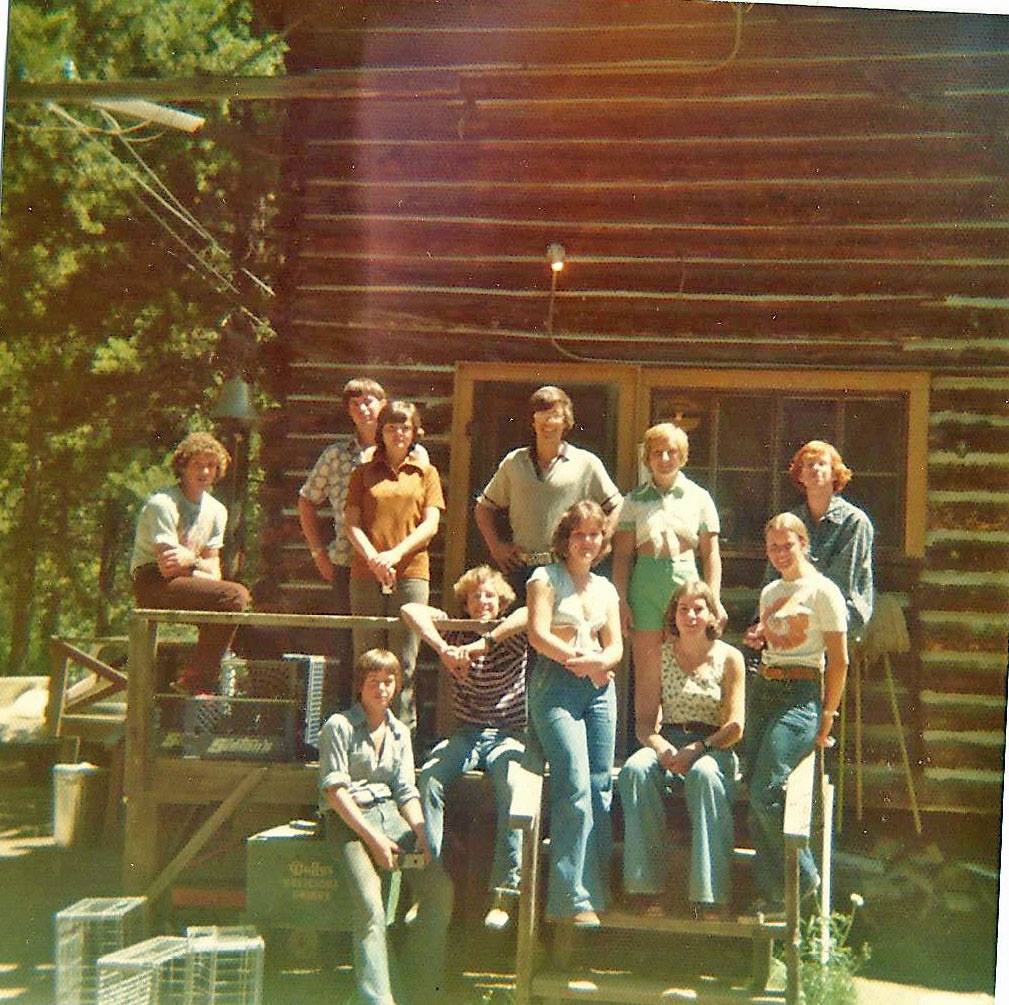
<box><xmin>256</xmin><ymin>1</ymin><xmax>1009</xmax><ymax>814</ymax></box>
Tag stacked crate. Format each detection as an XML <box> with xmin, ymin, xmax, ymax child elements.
<box><xmin>55</xmin><ymin>897</ymin><xmax>148</xmax><ymax>1005</ymax></box>
<box><xmin>96</xmin><ymin>935</ymin><xmax>188</xmax><ymax>1005</ymax></box>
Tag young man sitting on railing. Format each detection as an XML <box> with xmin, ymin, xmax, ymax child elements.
<box><xmin>401</xmin><ymin>565</ymin><xmax>529</xmax><ymax>930</ymax></box>
<box><xmin>130</xmin><ymin>432</ymin><xmax>250</xmax><ymax>694</ymax></box>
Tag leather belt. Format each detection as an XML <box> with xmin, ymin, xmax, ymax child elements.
<box><xmin>759</xmin><ymin>665</ymin><xmax>820</xmax><ymax>682</ymax></box>
<box><xmin>666</xmin><ymin>721</ymin><xmax>714</xmax><ymax>734</ymax></box>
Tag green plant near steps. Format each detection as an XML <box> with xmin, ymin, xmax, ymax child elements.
<box><xmin>790</xmin><ymin>893</ymin><xmax>871</xmax><ymax>1005</ymax></box>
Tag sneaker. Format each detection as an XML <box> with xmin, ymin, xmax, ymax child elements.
<box><xmin>403</xmin><ymin>901</ymin><xmax>420</xmax><ymax>927</ymax></box>
<box><xmin>484</xmin><ymin>888</ymin><xmax>519</xmax><ymax>931</ymax></box>
<box><xmin>571</xmin><ymin>910</ymin><xmax>601</xmax><ymax>929</ymax></box>
<box><xmin>484</xmin><ymin>905</ymin><xmax>511</xmax><ymax>930</ymax></box>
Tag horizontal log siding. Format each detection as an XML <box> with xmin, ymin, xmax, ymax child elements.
<box><xmin>261</xmin><ymin>1</ymin><xmax>1009</xmax><ymax>812</ymax></box>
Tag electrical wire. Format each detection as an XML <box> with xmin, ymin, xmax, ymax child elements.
<box><xmin>45</xmin><ymin>101</ymin><xmax>271</xmax><ymax>325</ymax></box>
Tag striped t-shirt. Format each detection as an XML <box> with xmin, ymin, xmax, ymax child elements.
<box><xmin>440</xmin><ymin>623</ymin><xmax>528</xmax><ymax>731</ymax></box>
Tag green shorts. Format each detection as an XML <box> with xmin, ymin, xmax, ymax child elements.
<box><xmin>627</xmin><ymin>554</ymin><xmax>699</xmax><ymax>631</ymax></box>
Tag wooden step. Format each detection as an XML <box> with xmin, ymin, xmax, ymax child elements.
<box><xmin>597</xmin><ymin>909</ymin><xmax>785</xmax><ymax>940</ymax></box>
<box><xmin>530</xmin><ymin>969</ymin><xmax>785</xmax><ymax>1004</ymax></box>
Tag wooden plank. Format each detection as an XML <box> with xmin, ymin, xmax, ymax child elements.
<box><xmin>507</xmin><ymin>762</ymin><xmax>544</xmax><ymax>832</ymax></box>
<box><xmin>284</xmin><ymin>294</ymin><xmax>1008</xmax><ymax>348</ymax></box>
<box><xmin>303</xmin><ymin>133</ymin><xmax>1007</xmax><ymax>184</ymax></box>
<box><xmin>123</xmin><ymin>613</ymin><xmax>159</xmax><ymax>892</ymax></box>
<box><xmin>45</xmin><ymin>642</ymin><xmax>71</xmax><ymax>739</ymax></box>
<box><xmin>150</xmin><ymin>758</ymin><xmax>319</xmax><ymax>804</ymax></box>
<box><xmin>50</xmin><ymin>640</ymin><xmax>128</xmax><ymax>689</ymax></box>
<box><xmin>528</xmin><ymin>969</ymin><xmax>787</xmax><ymax>1004</ymax></box>
<box><xmin>133</xmin><ymin>608</ymin><xmax>401</xmax><ymax>629</ymax></box>
<box><xmin>301</xmin><ymin>178</ymin><xmax>1008</xmax><ymax>227</ymax></box>
<box><xmin>297</xmin><ymin>216</ymin><xmax>1009</xmax><ymax>265</ymax></box>
<box><xmin>288</xmin><ymin>10</ymin><xmax>1007</xmax><ymax>72</ymax></box>
<box><xmin>144</xmin><ymin>766</ymin><xmax>268</xmax><ymax>903</ymax></box>
<box><xmin>63</xmin><ymin>680</ymin><xmax>125</xmax><ymax>715</ymax></box>
<box><xmin>782</xmin><ymin>751</ymin><xmax>816</xmax><ymax>845</ymax></box>
<box><xmin>292</xmin><ymin>255</ymin><xmax>1009</xmax><ymax>299</ymax></box>
<box><xmin>290</xmin><ymin>94</ymin><xmax>1009</xmax><ymax>143</ymax></box>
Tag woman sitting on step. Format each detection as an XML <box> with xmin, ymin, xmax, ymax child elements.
<box><xmin>618</xmin><ymin>579</ymin><xmax>745</xmax><ymax>920</ymax></box>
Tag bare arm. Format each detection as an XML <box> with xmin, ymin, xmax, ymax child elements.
<box><xmin>474</xmin><ymin>500</ymin><xmax>521</xmax><ymax>572</ymax></box>
<box><xmin>611</xmin><ymin>529</ymin><xmax>636</xmax><ymax>636</ymax></box>
<box><xmin>155</xmin><ymin>541</ymin><xmax>197</xmax><ymax>579</ymax></box>
<box><xmin>298</xmin><ymin>494</ymin><xmax>334</xmax><ymax>583</ymax></box>
<box><xmin>401</xmin><ymin>602</ymin><xmax>470</xmax><ymax>680</ymax></box>
<box><xmin>816</xmin><ymin>630</ymin><xmax>849</xmax><ymax>747</ymax></box>
<box><xmin>565</xmin><ymin>593</ymin><xmax>623</xmax><ymax>686</ymax></box>
<box><xmin>192</xmin><ymin>548</ymin><xmax>222</xmax><ymax>581</ymax></box>
<box><xmin>698</xmin><ymin>532</ymin><xmax>727</xmax><ymax>626</ymax></box>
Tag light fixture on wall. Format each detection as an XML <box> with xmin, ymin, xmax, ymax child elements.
<box><xmin>545</xmin><ymin>242</ymin><xmax>566</xmax><ymax>336</ymax></box>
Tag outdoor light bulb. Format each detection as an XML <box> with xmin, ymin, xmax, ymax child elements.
<box><xmin>546</xmin><ymin>243</ymin><xmax>566</xmax><ymax>272</ymax></box>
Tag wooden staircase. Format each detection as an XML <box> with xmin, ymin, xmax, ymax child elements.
<box><xmin>508</xmin><ymin>751</ymin><xmax>829</xmax><ymax>1005</ymax></box>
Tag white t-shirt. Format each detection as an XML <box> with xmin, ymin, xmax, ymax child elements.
<box><xmin>759</xmin><ymin>572</ymin><xmax>847</xmax><ymax>670</ymax></box>
<box><xmin>130</xmin><ymin>484</ymin><xmax>227</xmax><ymax>574</ymax></box>
<box><xmin>528</xmin><ymin>562</ymin><xmax>619</xmax><ymax>654</ymax></box>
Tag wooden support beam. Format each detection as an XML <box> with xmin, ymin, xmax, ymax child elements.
<box><xmin>144</xmin><ymin>766</ymin><xmax>268</xmax><ymax>904</ymax></box>
<box><xmin>52</xmin><ymin>639</ymin><xmax>129</xmax><ymax>689</ymax></box>
<box><xmin>123</xmin><ymin>614</ymin><xmax>159</xmax><ymax>892</ymax></box>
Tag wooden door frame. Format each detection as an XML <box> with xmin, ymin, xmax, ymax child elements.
<box><xmin>444</xmin><ymin>361</ymin><xmax>642</xmax><ymax>599</ymax></box>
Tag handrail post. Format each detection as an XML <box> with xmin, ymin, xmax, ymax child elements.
<box><xmin>122</xmin><ymin>612</ymin><xmax>160</xmax><ymax>892</ymax></box>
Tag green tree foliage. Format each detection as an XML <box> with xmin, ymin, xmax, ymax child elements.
<box><xmin>1</xmin><ymin>0</ymin><xmax>286</xmax><ymax>672</ymax></box>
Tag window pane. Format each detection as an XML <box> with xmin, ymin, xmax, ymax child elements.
<box><xmin>650</xmin><ymin>391</ymin><xmax>713</xmax><ymax>471</ymax></box>
<box><xmin>716</xmin><ymin>471</ymin><xmax>771</xmax><ymax>547</ymax></box>
<box><xmin>718</xmin><ymin>395</ymin><xmax>775</xmax><ymax>469</ymax></box>
<box><xmin>844</xmin><ymin>398</ymin><xmax>905</xmax><ymax>474</ymax></box>
<box><xmin>780</xmin><ymin>398</ymin><xmax>838</xmax><ymax>462</ymax></box>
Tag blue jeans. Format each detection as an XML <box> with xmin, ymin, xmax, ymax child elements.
<box><xmin>327</xmin><ymin>804</ymin><xmax>453</xmax><ymax>1005</ymax></box>
<box><xmin>418</xmin><ymin>725</ymin><xmax>526</xmax><ymax>892</ymax></box>
<box><xmin>744</xmin><ymin>676</ymin><xmax>821</xmax><ymax>904</ymax></box>
<box><xmin>527</xmin><ymin>655</ymin><xmax>616</xmax><ymax>917</ymax></box>
<box><xmin>618</xmin><ymin>725</ymin><xmax>738</xmax><ymax>906</ymax></box>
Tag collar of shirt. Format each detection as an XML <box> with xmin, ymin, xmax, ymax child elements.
<box><xmin>802</xmin><ymin>495</ymin><xmax>846</xmax><ymax>526</ymax></box>
<box><xmin>526</xmin><ymin>441</ymin><xmax>569</xmax><ymax>477</ymax></box>
<box><xmin>345</xmin><ymin>702</ymin><xmax>398</xmax><ymax>736</ymax></box>
<box><xmin>373</xmin><ymin>455</ymin><xmax>425</xmax><ymax>479</ymax></box>
<box><xmin>640</xmin><ymin>473</ymin><xmax>685</xmax><ymax>500</ymax></box>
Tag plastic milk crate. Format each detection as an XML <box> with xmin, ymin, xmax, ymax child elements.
<box><xmin>55</xmin><ymin>896</ymin><xmax>149</xmax><ymax>1005</ymax></box>
<box><xmin>246</xmin><ymin>821</ymin><xmax>400</xmax><ymax>931</ymax></box>
<box><xmin>153</xmin><ymin>659</ymin><xmax>300</xmax><ymax>762</ymax></box>
<box><xmin>281</xmin><ymin>653</ymin><xmax>327</xmax><ymax>756</ymax></box>
<box><xmin>184</xmin><ymin>926</ymin><xmax>264</xmax><ymax>1005</ymax></box>
<box><xmin>96</xmin><ymin>935</ymin><xmax>188</xmax><ymax>1005</ymax></box>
